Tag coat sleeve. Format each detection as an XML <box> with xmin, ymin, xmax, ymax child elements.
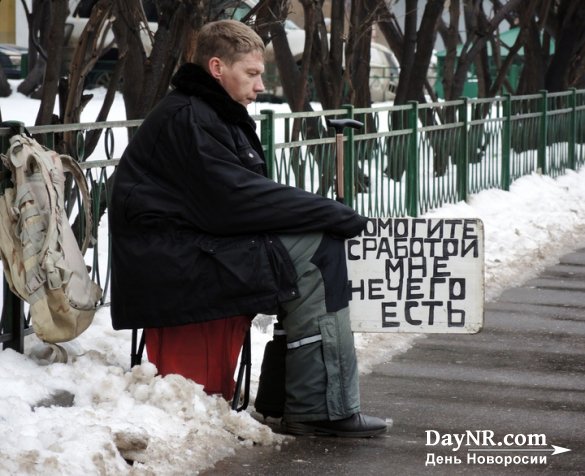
<box><xmin>184</xmin><ymin>120</ymin><xmax>368</xmax><ymax>238</ymax></box>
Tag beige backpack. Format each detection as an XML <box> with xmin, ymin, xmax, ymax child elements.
<box><xmin>0</xmin><ymin>131</ymin><xmax>102</xmax><ymax>344</ymax></box>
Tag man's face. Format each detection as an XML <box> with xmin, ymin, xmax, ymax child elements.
<box><xmin>212</xmin><ymin>51</ymin><xmax>265</xmax><ymax>106</ymax></box>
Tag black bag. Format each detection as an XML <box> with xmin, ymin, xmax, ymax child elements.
<box><xmin>255</xmin><ymin>322</ymin><xmax>286</xmax><ymax>418</ymax></box>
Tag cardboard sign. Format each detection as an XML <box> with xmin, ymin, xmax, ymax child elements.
<box><xmin>347</xmin><ymin>217</ymin><xmax>484</xmax><ymax>333</ymax></box>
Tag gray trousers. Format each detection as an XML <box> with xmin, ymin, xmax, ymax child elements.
<box><xmin>277</xmin><ymin>233</ymin><xmax>361</xmax><ymax>422</ymax></box>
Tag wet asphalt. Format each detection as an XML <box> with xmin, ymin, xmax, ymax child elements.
<box><xmin>202</xmin><ymin>247</ymin><xmax>585</xmax><ymax>476</ymax></box>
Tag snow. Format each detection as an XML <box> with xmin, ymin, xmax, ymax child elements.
<box><xmin>1</xmin><ymin>81</ymin><xmax>585</xmax><ymax>475</ymax></box>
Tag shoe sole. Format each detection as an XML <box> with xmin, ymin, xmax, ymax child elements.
<box><xmin>282</xmin><ymin>421</ymin><xmax>387</xmax><ymax>438</ymax></box>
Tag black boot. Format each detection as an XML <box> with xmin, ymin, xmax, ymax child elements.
<box><xmin>282</xmin><ymin>413</ymin><xmax>389</xmax><ymax>437</ymax></box>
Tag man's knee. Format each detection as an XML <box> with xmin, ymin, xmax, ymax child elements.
<box><xmin>309</xmin><ymin>235</ymin><xmax>350</xmax><ymax>312</ymax></box>
<box><xmin>276</xmin><ymin>233</ymin><xmax>350</xmax><ymax>314</ymax></box>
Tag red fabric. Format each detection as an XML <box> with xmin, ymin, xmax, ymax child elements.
<box><xmin>145</xmin><ymin>315</ymin><xmax>251</xmax><ymax>400</ymax></box>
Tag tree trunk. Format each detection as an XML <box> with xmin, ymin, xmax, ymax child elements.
<box><xmin>114</xmin><ymin>0</ymin><xmax>198</xmax><ymax>120</ymax></box>
<box><xmin>35</xmin><ymin>0</ymin><xmax>68</xmax><ymax>126</ymax></box>
<box><xmin>17</xmin><ymin>0</ymin><xmax>50</xmax><ymax>98</ymax></box>
<box><xmin>393</xmin><ymin>0</ymin><xmax>418</xmax><ymax>105</ymax></box>
<box><xmin>256</xmin><ymin>0</ymin><xmax>312</xmax><ymax>112</ymax></box>
<box><xmin>441</xmin><ymin>0</ymin><xmax>460</xmax><ymax>101</ymax></box>
<box><xmin>516</xmin><ymin>19</ymin><xmax>546</xmax><ymax>94</ymax></box>
<box><xmin>308</xmin><ymin>0</ymin><xmax>345</xmax><ymax>110</ymax></box>
<box><xmin>449</xmin><ymin>0</ymin><xmax>523</xmax><ymax>100</ymax></box>
<box><xmin>144</xmin><ymin>0</ymin><xmax>195</xmax><ymax>113</ymax></box>
<box><xmin>346</xmin><ymin>0</ymin><xmax>373</xmax><ymax>108</ymax></box>
<box><xmin>405</xmin><ymin>0</ymin><xmax>444</xmax><ymax>103</ymax></box>
<box><xmin>545</xmin><ymin>1</ymin><xmax>585</xmax><ymax>91</ymax></box>
<box><xmin>63</xmin><ymin>0</ymin><xmax>113</xmax><ymax>123</ymax></box>
<box><xmin>113</xmin><ymin>0</ymin><xmax>148</xmax><ymax>120</ymax></box>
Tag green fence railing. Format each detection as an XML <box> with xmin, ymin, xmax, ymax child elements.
<box><xmin>2</xmin><ymin>88</ymin><xmax>585</xmax><ymax>350</ymax></box>
<box><xmin>260</xmin><ymin>89</ymin><xmax>585</xmax><ymax>217</ymax></box>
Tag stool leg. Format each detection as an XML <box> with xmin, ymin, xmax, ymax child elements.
<box><xmin>130</xmin><ymin>329</ymin><xmax>145</xmax><ymax>367</ymax></box>
<box><xmin>232</xmin><ymin>329</ymin><xmax>252</xmax><ymax>412</ymax></box>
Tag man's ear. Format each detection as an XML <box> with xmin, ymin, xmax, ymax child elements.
<box><xmin>208</xmin><ymin>57</ymin><xmax>223</xmax><ymax>80</ymax></box>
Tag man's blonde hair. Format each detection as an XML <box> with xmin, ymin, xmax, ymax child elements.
<box><xmin>194</xmin><ymin>20</ymin><xmax>265</xmax><ymax>69</ymax></box>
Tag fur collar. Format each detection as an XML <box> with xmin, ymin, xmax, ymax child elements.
<box><xmin>170</xmin><ymin>63</ymin><xmax>254</xmax><ymax>127</ymax></box>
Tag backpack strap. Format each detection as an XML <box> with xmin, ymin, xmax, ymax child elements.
<box><xmin>60</xmin><ymin>154</ymin><xmax>93</xmax><ymax>254</ymax></box>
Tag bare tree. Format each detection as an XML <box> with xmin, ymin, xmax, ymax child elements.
<box><xmin>251</xmin><ymin>0</ymin><xmax>317</xmax><ymax>113</ymax></box>
<box><xmin>306</xmin><ymin>0</ymin><xmax>345</xmax><ymax>110</ymax></box>
<box><xmin>12</xmin><ymin>0</ymin><xmax>585</xmax><ymax>130</ymax></box>
<box><xmin>463</xmin><ymin>0</ymin><xmax>490</xmax><ymax>98</ymax></box>
<box><xmin>346</xmin><ymin>0</ymin><xmax>374</xmax><ymax>107</ymax></box>
<box><xmin>17</xmin><ymin>0</ymin><xmax>52</xmax><ymax>100</ymax></box>
<box><xmin>34</xmin><ymin>0</ymin><xmax>69</xmax><ymax>125</ymax></box>
<box><xmin>509</xmin><ymin>0</ymin><xmax>545</xmax><ymax>95</ymax></box>
<box><xmin>444</xmin><ymin>0</ymin><xmax>523</xmax><ymax>100</ymax></box>
<box><xmin>16</xmin><ymin>0</ymin><xmax>43</xmax><ymax>97</ymax></box>
<box><xmin>544</xmin><ymin>0</ymin><xmax>585</xmax><ymax>91</ymax></box>
<box><xmin>111</xmin><ymin>0</ymin><xmax>192</xmax><ymax>120</ymax></box>
<box><xmin>62</xmin><ymin>0</ymin><xmax>116</xmax><ymax>155</ymax></box>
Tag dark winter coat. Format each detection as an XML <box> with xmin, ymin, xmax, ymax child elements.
<box><xmin>109</xmin><ymin>63</ymin><xmax>367</xmax><ymax>330</ymax></box>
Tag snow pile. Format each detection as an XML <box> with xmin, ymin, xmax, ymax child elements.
<box><xmin>0</xmin><ymin>331</ymin><xmax>285</xmax><ymax>475</ymax></box>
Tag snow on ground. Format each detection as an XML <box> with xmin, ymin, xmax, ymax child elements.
<box><xmin>1</xmin><ymin>82</ymin><xmax>585</xmax><ymax>474</ymax></box>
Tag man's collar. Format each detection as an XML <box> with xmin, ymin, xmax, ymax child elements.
<box><xmin>170</xmin><ymin>63</ymin><xmax>253</xmax><ymax>126</ymax></box>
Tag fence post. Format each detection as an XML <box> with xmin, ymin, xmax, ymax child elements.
<box><xmin>1</xmin><ymin>282</ymin><xmax>25</xmax><ymax>352</ymax></box>
<box><xmin>260</xmin><ymin>109</ymin><xmax>275</xmax><ymax>180</ymax></box>
<box><xmin>538</xmin><ymin>90</ymin><xmax>548</xmax><ymax>175</ymax></box>
<box><xmin>343</xmin><ymin>104</ymin><xmax>356</xmax><ymax>209</ymax></box>
<box><xmin>501</xmin><ymin>94</ymin><xmax>511</xmax><ymax>191</ymax></box>
<box><xmin>457</xmin><ymin>97</ymin><xmax>469</xmax><ymax>202</ymax></box>
<box><xmin>569</xmin><ymin>88</ymin><xmax>577</xmax><ymax>170</ymax></box>
<box><xmin>0</xmin><ymin>121</ymin><xmax>27</xmax><ymax>352</ymax></box>
<box><xmin>406</xmin><ymin>101</ymin><xmax>419</xmax><ymax>217</ymax></box>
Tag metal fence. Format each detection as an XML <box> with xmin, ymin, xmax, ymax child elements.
<box><xmin>2</xmin><ymin>88</ymin><xmax>585</xmax><ymax>350</ymax></box>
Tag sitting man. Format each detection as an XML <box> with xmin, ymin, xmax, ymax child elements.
<box><xmin>109</xmin><ymin>19</ymin><xmax>387</xmax><ymax>437</ymax></box>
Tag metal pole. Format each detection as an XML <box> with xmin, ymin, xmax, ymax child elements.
<box><xmin>325</xmin><ymin>118</ymin><xmax>364</xmax><ymax>204</ymax></box>
<box><xmin>260</xmin><ymin>109</ymin><xmax>276</xmax><ymax>180</ymax></box>
<box><xmin>406</xmin><ymin>101</ymin><xmax>419</xmax><ymax>217</ymax></box>
<box><xmin>538</xmin><ymin>90</ymin><xmax>548</xmax><ymax>175</ymax></box>
<box><xmin>502</xmin><ymin>94</ymin><xmax>511</xmax><ymax>191</ymax></box>
<box><xmin>1</xmin><ymin>121</ymin><xmax>27</xmax><ymax>352</ymax></box>
<box><xmin>458</xmin><ymin>97</ymin><xmax>469</xmax><ymax>202</ymax></box>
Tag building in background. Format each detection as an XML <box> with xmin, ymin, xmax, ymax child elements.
<box><xmin>0</xmin><ymin>0</ymin><xmax>16</xmax><ymax>44</ymax></box>
<box><xmin>0</xmin><ymin>0</ymin><xmax>29</xmax><ymax>46</ymax></box>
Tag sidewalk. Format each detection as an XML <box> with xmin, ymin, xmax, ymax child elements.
<box><xmin>203</xmin><ymin>247</ymin><xmax>585</xmax><ymax>475</ymax></box>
